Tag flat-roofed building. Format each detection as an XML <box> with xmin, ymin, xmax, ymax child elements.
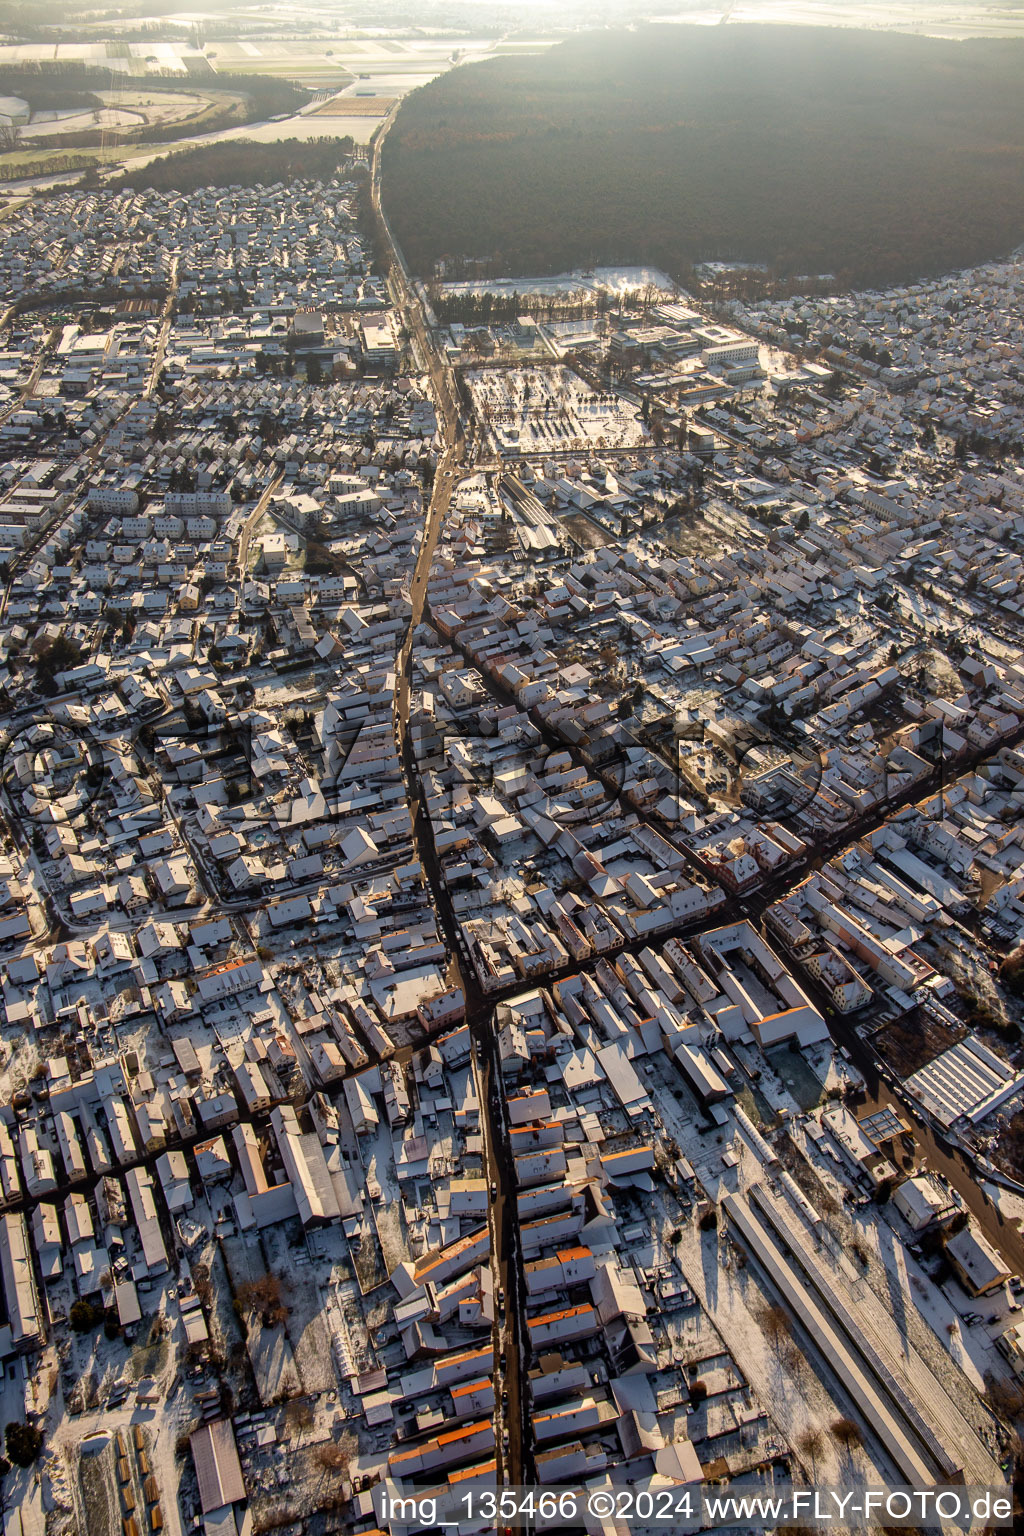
<box><xmin>892</xmin><ymin>1174</ymin><xmax>956</xmax><ymax>1233</ymax></box>
<box><xmin>360</xmin><ymin>316</ymin><xmax>398</xmax><ymax>369</ymax></box>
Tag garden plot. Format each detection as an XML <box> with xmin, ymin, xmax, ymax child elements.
<box><xmin>264</xmin><ymin>1224</ymin><xmax>337</xmax><ymax>1394</ymax></box>
<box><xmin>77</xmin><ymin>1439</ymin><xmax>124</xmax><ymax>1536</ymax></box>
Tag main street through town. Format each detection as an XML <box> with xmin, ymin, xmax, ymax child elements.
<box><xmin>372</xmin><ymin>112</ymin><xmax>530</xmax><ymax>1486</ymax></box>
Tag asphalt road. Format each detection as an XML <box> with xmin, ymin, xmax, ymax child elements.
<box><xmin>371</xmin><ymin>111</ymin><xmax>530</xmax><ymax>1483</ymax></box>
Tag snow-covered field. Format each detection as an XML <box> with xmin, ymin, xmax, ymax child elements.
<box><xmin>443</xmin><ymin>265</ymin><xmax>676</xmax><ymax>303</ymax></box>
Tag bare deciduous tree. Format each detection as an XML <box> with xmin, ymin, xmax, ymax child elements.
<box><xmin>796</xmin><ymin>1426</ymin><xmax>825</xmax><ymax>1479</ymax></box>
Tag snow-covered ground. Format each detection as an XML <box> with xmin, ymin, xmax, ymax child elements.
<box><xmin>442</xmin><ymin>266</ymin><xmax>676</xmax><ymax>303</ymax></box>
<box><xmin>636</xmin><ymin>1035</ymin><xmax>1010</xmax><ymax>1487</ymax></box>
<box><xmin>466</xmin><ymin>365</ymin><xmax>648</xmax><ymax>455</ymax></box>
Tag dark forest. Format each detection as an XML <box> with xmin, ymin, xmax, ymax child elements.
<box><xmin>382</xmin><ymin>25</ymin><xmax>1024</xmax><ymax>290</ymax></box>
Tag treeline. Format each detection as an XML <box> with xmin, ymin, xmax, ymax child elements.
<box><xmin>5</xmin><ymin>98</ymin><xmax>247</xmax><ymax>156</ymax></box>
<box><xmin>0</xmin><ymin>63</ymin><xmax>311</xmax><ymax>122</ymax></box>
<box><xmin>117</xmin><ymin>136</ymin><xmax>356</xmax><ymax>193</ymax></box>
<box><xmin>432</xmin><ymin>288</ymin><xmax>617</xmax><ymax>326</ymax></box>
<box><xmin>0</xmin><ymin>151</ymin><xmax>95</xmax><ymax>181</ymax></box>
<box><xmin>0</xmin><ymin>80</ymin><xmax>100</xmax><ymax>112</ymax></box>
<box><xmin>0</xmin><ymin>0</ymin><xmax>74</xmax><ymax>39</ymax></box>
<box><xmin>383</xmin><ymin>24</ymin><xmax>1024</xmax><ymax>291</ymax></box>
<box><xmin>180</xmin><ymin>70</ymin><xmax>313</xmax><ymax>118</ymax></box>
